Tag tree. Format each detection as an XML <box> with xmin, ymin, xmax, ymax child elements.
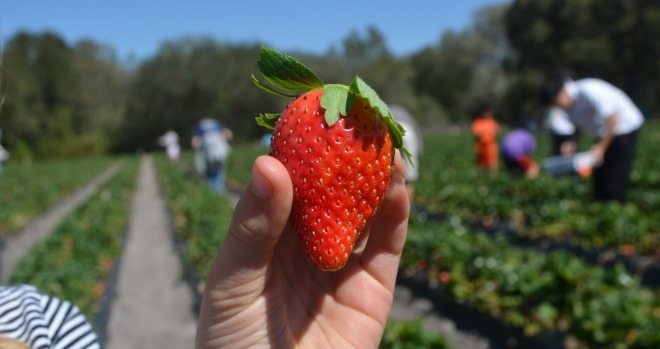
<box><xmin>115</xmin><ymin>39</ymin><xmax>284</xmax><ymax>152</ymax></box>
<box><xmin>505</xmin><ymin>0</ymin><xmax>660</xmax><ymax>115</ymax></box>
<box><xmin>409</xmin><ymin>5</ymin><xmax>512</xmax><ymax>122</ymax></box>
<box><xmin>1</xmin><ymin>31</ymin><xmax>127</xmax><ymax>158</ymax></box>
<box><xmin>71</xmin><ymin>40</ymin><xmax>128</xmax><ymax>134</ymax></box>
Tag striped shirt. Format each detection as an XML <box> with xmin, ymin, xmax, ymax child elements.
<box><xmin>0</xmin><ymin>285</ymin><xmax>100</xmax><ymax>349</ymax></box>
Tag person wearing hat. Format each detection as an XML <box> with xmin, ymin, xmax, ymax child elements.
<box><xmin>542</xmin><ymin>76</ymin><xmax>644</xmax><ymax>201</ymax></box>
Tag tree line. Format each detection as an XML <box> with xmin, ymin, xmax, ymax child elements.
<box><xmin>1</xmin><ymin>0</ymin><xmax>658</xmax><ymax>158</ymax></box>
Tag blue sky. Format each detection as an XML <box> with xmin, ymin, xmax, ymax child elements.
<box><xmin>0</xmin><ymin>0</ymin><xmax>508</xmax><ymax>61</ymax></box>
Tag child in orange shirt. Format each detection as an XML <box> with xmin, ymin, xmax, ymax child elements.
<box><xmin>471</xmin><ymin>104</ymin><xmax>499</xmax><ymax>171</ymax></box>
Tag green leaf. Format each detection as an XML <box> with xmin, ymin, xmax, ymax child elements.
<box><xmin>536</xmin><ymin>303</ymin><xmax>558</xmax><ymax>327</ymax></box>
<box><xmin>251</xmin><ymin>75</ymin><xmax>299</xmax><ymax>98</ymax></box>
<box><xmin>257</xmin><ymin>47</ymin><xmax>323</xmax><ymax>94</ymax></box>
<box><xmin>350</xmin><ymin>76</ymin><xmax>390</xmax><ymax>118</ymax></box>
<box><xmin>255</xmin><ymin>113</ymin><xmax>280</xmax><ymax>129</ymax></box>
<box><xmin>320</xmin><ymin>84</ymin><xmax>354</xmax><ymax>126</ymax></box>
<box><xmin>349</xmin><ymin>76</ymin><xmax>413</xmax><ymax>165</ymax></box>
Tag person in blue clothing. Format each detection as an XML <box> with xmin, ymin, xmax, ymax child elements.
<box><xmin>191</xmin><ymin>118</ymin><xmax>233</xmax><ymax>193</ymax></box>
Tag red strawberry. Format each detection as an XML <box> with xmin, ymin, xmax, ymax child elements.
<box><xmin>253</xmin><ymin>47</ymin><xmax>411</xmax><ymax>271</ymax></box>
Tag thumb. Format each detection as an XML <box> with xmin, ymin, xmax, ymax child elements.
<box><xmin>205</xmin><ymin>155</ymin><xmax>292</xmax><ymax>292</ymax></box>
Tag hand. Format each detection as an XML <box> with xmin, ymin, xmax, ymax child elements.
<box><xmin>526</xmin><ymin>163</ymin><xmax>540</xmax><ymax>179</ymax></box>
<box><xmin>196</xmin><ymin>153</ymin><xmax>410</xmax><ymax>349</ymax></box>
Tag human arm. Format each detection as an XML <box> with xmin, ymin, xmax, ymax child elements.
<box><xmin>516</xmin><ymin>155</ymin><xmax>539</xmax><ymax>179</ymax></box>
<box><xmin>196</xmin><ymin>153</ymin><xmax>410</xmax><ymax>349</ymax></box>
<box><xmin>591</xmin><ymin>113</ymin><xmax>617</xmax><ymax>165</ymax></box>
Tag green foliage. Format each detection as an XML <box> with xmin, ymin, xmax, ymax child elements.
<box><xmin>403</xmin><ymin>217</ymin><xmax>659</xmax><ymax>348</ymax></box>
<box><xmin>1</xmin><ymin>31</ymin><xmax>127</xmax><ymax>158</ymax></box>
<box><xmin>34</xmin><ymin>133</ymin><xmax>109</xmax><ymax>158</ymax></box>
<box><xmin>380</xmin><ymin>319</ymin><xmax>449</xmax><ymax>349</ymax></box>
<box><xmin>0</xmin><ymin>157</ymin><xmax>115</xmax><ymax>235</ymax></box>
<box><xmin>9</xmin><ymin>158</ymin><xmax>138</xmax><ymax>317</ymax></box>
<box><xmin>320</xmin><ymin>84</ymin><xmax>353</xmax><ymax>125</ymax></box>
<box><xmin>256</xmin><ymin>47</ymin><xmax>323</xmax><ymax>94</ymax></box>
<box><xmin>115</xmin><ymin>40</ymin><xmax>283</xmax><ymax>152</ymax></box>
<box><xmin>225</xmin><ymin>144</ymin><xmax>267</xmax><ymax>189</ymax></box>
<box><xmin>255</xmin><ymin>113</ymin><xmax>280</xmax><ymax>130</ymax></box>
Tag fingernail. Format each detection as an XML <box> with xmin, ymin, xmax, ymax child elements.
<box><xmin>251</xmin><ymin>166</ymin><xmax>273</xmax><ymax>200</ymax></box>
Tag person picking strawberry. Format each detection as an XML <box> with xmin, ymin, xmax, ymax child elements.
<box><xmin>195</xmin><ymin>48</ymin><xmax>411</xmax><ymax>348</ymax></box>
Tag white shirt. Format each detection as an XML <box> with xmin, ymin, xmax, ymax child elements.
<box><xmin>564</xmin><ymin>79</ymin><xmax>643</xmax><ymax>137</ymax></box>
<box><xmin>545</xmin><ymin>106</ymin><xmax>575</xmax><ymax>136</ymax></box>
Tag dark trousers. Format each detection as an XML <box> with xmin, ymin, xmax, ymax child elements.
<box><xmin>593</xmin><ymin>129</ymin><xmax>639</xmax><ymax>202</ymax></box>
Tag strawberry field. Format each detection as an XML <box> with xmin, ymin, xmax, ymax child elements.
<box><xmin>1</xmin><ymin>121</ymin><xmax>657</xmax><ymax>348</ymax></box>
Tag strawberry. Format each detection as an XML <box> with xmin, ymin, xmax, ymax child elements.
<box><xmin>253</xmin><ymin>47</ymin><xmax>411</xmax><ymax>271</ymax></box>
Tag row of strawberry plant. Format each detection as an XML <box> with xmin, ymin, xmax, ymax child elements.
<box><xmin>402</xmin><ymin>215</ymin><xmax>659</xmax><ymax>348</ymax></box>
<box><xmin>381</xmin><ymin>319</ymin><xmax>450</xmax><ymax>349</ymax></box>
<box><xmin>0</xmin><ymin>157</ymin><xmax>115</xmax><ymax>235</ymax></box>
<box><xmin>8</xmin><ymin>158</ymin><xmax>138</xmax><ymax>318</ymax></box>
<box><xmin>154</xmin><ymin>155</ymin><xmax>235</xmax><ymax>283</ymax></box>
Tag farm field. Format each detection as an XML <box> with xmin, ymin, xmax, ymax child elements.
<box><xmin>2</xmin><ymin>120</ymin><xmax>658</xmax><ymax>348</ymax></box>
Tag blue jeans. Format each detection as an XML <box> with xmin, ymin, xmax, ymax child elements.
<box><xmin>206</xmin><ymin>166</ymin><xmax>226</xmax><ymax>193</ymax></box>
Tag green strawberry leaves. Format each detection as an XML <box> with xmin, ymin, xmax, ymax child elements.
<box><xmin>253</xmin><ymin>46</ymin><xmax>412</xmax><ymax>163</ymax></box>
<box><xmin>255</xmin><ymin>112</ymin><xmax>280</xmax><ymax>130</ymax></box>
<box><xmin>349</xmin><ymin>76</ymin><xmax>411</xmax><ymax>159</ymax></box>
<box><xmin>320</xmin><ymin>84</ymin><xmax>353</xmax><ymax>126</ymax></box>
<box><xmin>254</xmin><ymin>47</ymin><xmax>323</xmax><ymax>95</ymax></box>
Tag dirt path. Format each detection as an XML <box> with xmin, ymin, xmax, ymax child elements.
<box><xmin>0</xmin><ymin>163</ymin><xmax>122</xmax><ymax>281</ymax></box>
<box><xmin>106</xmin><ymin>157</ymin><xmax>196</xmax><ymax>349</ymax></box>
